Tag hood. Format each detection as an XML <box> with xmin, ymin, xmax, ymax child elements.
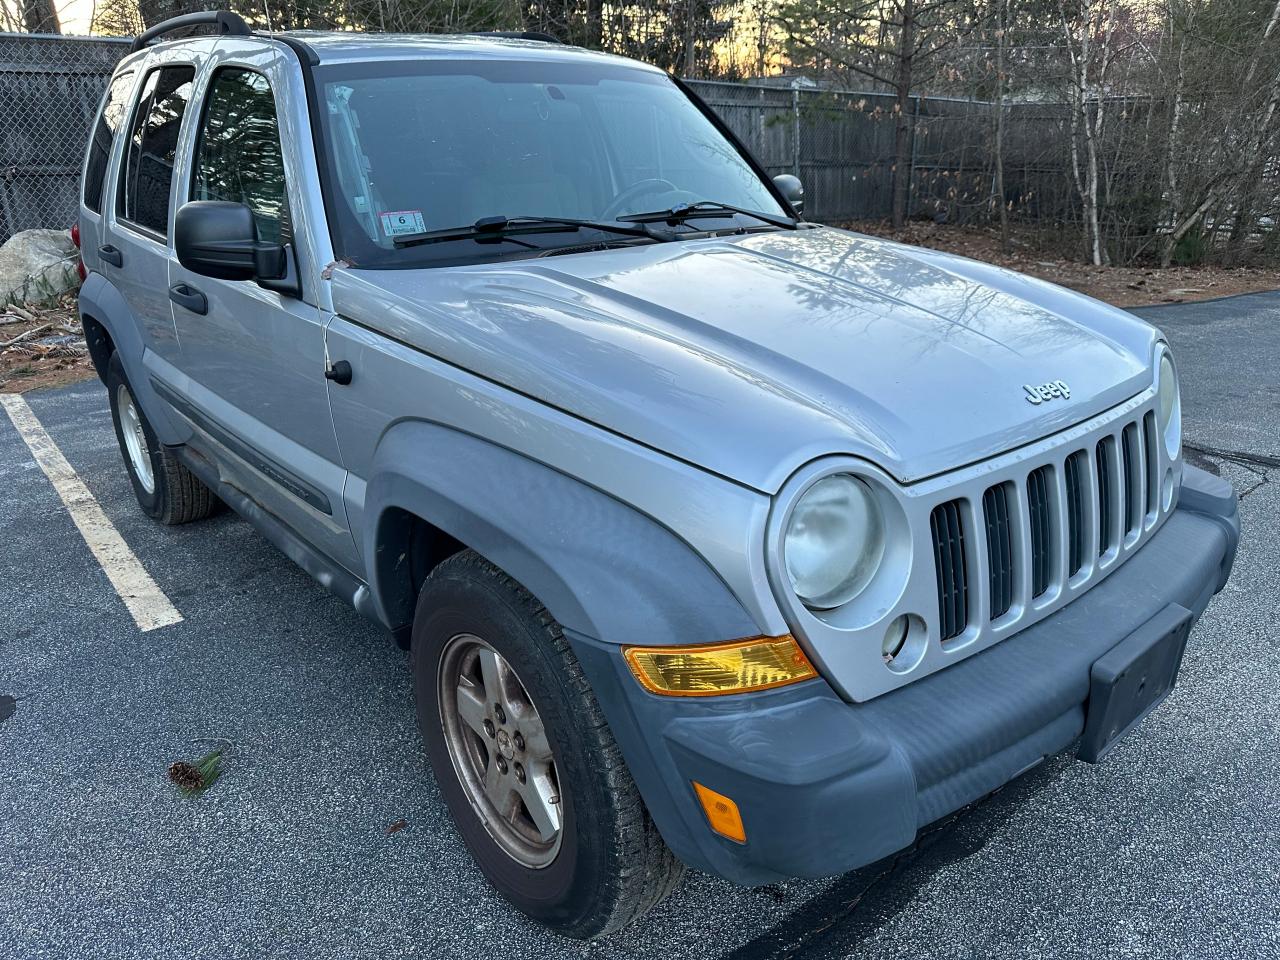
<box><xmin>331</xmin><ymin>227</ymin><xmax>1157</xmax><ymax>492</ymax></box>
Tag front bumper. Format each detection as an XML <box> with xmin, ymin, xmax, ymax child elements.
<box><xmin>568</xmin><ymin>465</ymin><xmax>1240</xmax><ymax>885</ymax></box>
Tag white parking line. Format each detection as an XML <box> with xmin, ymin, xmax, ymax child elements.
<box><xmin>1</xmin><ymin>393</ymin><xmax>183</xmax><ymax>633</ymax></box>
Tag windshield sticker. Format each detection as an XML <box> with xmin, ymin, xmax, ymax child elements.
<box><xmin>379</xmin><ymin>210</ymin><xmax>426</xmax><ymax>237</ymax></box>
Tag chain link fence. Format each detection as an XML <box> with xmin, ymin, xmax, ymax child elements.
<box><xmin>0</xmin><ymin>30</ymin><xmax>1078</xmax><ymax>241</ymax></box>
<box><xmin>0</xmin><ymin>33</ymin><xmax>129</xmax><ymax>241</ymax></box>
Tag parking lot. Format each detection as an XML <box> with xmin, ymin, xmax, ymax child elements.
<box><xmin>1</xmin><ymin>293</ymin><xmax>1277</xmax><ymax>960</ymax></box>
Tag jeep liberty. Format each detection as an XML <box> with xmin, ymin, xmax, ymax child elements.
<box><xmin>76</xmin><ymin>11</ymin><xmax>1240</xmax><ymax>938</ymax></box>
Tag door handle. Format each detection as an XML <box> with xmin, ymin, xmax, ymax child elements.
<box><xmin>98</xmin><ymin>244</ymin><xmax>123</xmax><ymax>267</ymax></box>
<box><xmin>168</xmin><ymin>282</ymin><xmax>207</xmax><ymax>315</ymax></box>
<box><xmin>324</xmin><ymin>360</ymin><xmax>353</xmax><ymax>386</ymax></box>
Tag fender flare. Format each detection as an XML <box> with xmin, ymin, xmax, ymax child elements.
<box><xmin>77</xmin><ymin>272</ymin><xmax>185</xmax><ymax>443</ymax></box>
<box><xmin>363</xmin><ymin>419</ymin><xmax>760</xmax><ymax>646</ymax></box>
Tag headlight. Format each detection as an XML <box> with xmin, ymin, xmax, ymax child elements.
<box><xmin>1156</xmin><ymin>351</ymin><xmax>1181</xmax><ymax>458</ymax></box>
<box><xmin>783</xmin><ymin>474</ymin><xmax>884</xmax><ymax>609</ymax></box>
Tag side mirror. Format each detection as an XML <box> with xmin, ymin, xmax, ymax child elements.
<box><xmin>773</xmin><ymin>174</ymin><xmax>805</xmax><ymax>216</ymax></box>
<box><xmin>175</xmin><ymin>201</ymin><xmax>287</xmax><ymax>283</ymax></box>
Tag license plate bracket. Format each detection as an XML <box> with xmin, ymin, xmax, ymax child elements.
<box><xmin>1078</xmin><ymin>604</ymin><xmax>1193</xmax><ymax>763</ymax></box>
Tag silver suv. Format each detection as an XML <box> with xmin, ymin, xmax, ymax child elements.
<box><xmin>78</xmin><ymin>11</ymin><xmax>1240</xmax><ymax>938</ymax></box>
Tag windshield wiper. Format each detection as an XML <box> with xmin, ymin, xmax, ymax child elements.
<box><xmin>392</xmin><ymin>215</ymin><xmax>658</xmax><ymax>249</ymax></box>
<box><xmin>618</xmin><ymin>201</ymin><xmax>797</xmax><ymax>230</ymax></box>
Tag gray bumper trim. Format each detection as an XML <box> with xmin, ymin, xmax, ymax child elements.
<box><xmin>570</xmin><ymin>485</ymin><xmax>1238</xmax><ymax>885</ymax></box>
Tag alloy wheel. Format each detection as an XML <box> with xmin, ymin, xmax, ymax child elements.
<box><xmin>437</xmin><ymin>633</ymin><xmax>563</xmax><ymax>868</ymax></box>
<box><xmin>117</xmin><ymin>383</ymin><xmax>154</xmax><ymax>495</ymax></box>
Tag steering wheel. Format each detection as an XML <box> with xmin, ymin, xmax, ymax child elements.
<box><xmin>601</xmin><ymin>178</ymin><xmax>684</xmax><ymax>221</ymax></box>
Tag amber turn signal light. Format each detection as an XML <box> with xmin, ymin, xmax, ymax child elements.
<box><xmin>622</xmin><ymin>635</ymin><xmax>817</xmax><ymax>697</ymax></box>
<box><xmin>693</xmin><ymin>781</ymin><xmax>746</xmax><ymax>843</ymax></box>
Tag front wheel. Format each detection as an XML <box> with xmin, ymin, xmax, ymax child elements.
<box><xmin>412</xmin><ymin>550</ymin><xmax>684</xmax><ymax>938</ymax></box>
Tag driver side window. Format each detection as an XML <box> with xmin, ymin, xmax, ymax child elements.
<box><xmin>192</xmin><ymin>68</ymin><xmax>290</xmax><ymax>245</ymax></box>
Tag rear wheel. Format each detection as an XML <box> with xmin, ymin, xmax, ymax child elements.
<box><xmin>412</xmin><ymin>550</ymin><xmax>684</xmax><ymax>938</ymax></box>
<box><xmin>107</xmin><ymin>352</ymin><xmax>218</xmax><ymax>525</ymax></box>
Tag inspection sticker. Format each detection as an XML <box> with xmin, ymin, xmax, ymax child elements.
<box><xmin>379</xmin><ymin>209</ymin><xmax>426</xmax><ymax>237</ymax></box>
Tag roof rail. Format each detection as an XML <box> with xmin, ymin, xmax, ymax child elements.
<box><xmin>129</xmin><ymin>10</ymin><xmax>251</xmax><ymax>53</ymax></box>
<box><xmin>469</xmin><ymin>30</ymin><xmax>562</xmax><ymax>43</ymax></box>
<box><xmin>267</xmin><ymin>32</ymin><xmax>319</xmax><ymax>66</ymax></box>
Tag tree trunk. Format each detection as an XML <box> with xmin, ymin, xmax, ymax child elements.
<box><xmin>1062</xmin><ymin>0</ymin><xmax>1109</xmax><ymax>266</ymax></box>
<box><xmin>891</xmin><ymin>0</ymin><xmax>916</xmax><ymax>228</ymax></box>
<box><xmin>21</xmin><ymin>0</ymin><xmax>61</xmax><ymax>32</ymax></box>
<box><xmin>586</xmin><ymin>0</ymin><xmax>603</xmax><ymax>49</ymax></box>
<box><xmin>993</xmin><ymin>0</ymin><xmax>1009</xmax><ymax>252</ymax></box>
<box><xmin>683</xmin><ymin>0</ymin><xmax>698</xmax><ymax>78</ymax></box>
<box><xmin>755</xmin><ymin>0</ymin><xmax>768</xmax><ymax>76</ymax></box>
<box><xmin>1090</xmin><ymin>0</ymin><xmax>1115</xmax><ymax>265</ymax></box>
<box><xmin>1161</xmin><ymin>192</ymin><xmax>1216</xmax><ymax>267</ymax></box>
<box><xmin>1161</xmin><ymin>31</ymin><xmax>1186</xmax><ymax>267</ymax></box>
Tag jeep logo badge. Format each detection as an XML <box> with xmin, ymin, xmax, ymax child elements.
<box><xmin>1023</xmin><ymin>380</ymin><xmax>1071</xmax><ymax>404</ymax></box>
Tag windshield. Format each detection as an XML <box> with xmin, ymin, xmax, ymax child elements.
<box><xmin>313</xmin><ymin>58</ymin><xmax>787</xmax><ymax>267</ymax></box>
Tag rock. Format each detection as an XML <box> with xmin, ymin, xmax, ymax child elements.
<box><xmin>0</xmin><ymin>229</ymin><xmax>79</xmax><ymax>307</ymax></box>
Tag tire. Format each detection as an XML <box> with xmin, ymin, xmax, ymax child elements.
<box><xmin>106</xmin><ymin>352</ymin><xmax>218</xmax><ymax>525</ymax></box>
<box><xmin>412</xmin><ymin>550</ymin><xmax>684</xmax><ymax>939</ymax></box>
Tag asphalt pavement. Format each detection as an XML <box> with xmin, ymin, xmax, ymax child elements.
<box><xmin>0</xmin><ymin>293</ymin><xmax>1277</xmax><ymax>960</ymax></box>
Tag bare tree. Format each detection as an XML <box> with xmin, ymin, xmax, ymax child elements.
<box><xmin>15</xmin><ymin>0</ymin><xmax>61</xmax><ymax>31</ymax></box>
<box><xmin>778</xmin><ymin>0</ymin><xmax>986</xmax><ymax>226</ymax></box>
<box><xmin>1221</xmin><ymin>0</ymin><xmax>1280</xmax><ymax>261</ymax></box>
<box><xmin>992</xmin><ymin>0</ymin><xmax>1009</xmax><ymax>250</ymax></box>
<box><xmin>1058</xmin><ymin>0</ymin><xmax>1120</xmax><ymax>264</ymax></box>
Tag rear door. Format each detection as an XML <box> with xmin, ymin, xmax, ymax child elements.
<box><xmin>79</xmin><ymin>67</ymin><xmax>136</xmax><ymax>275</ymax></box>
<box><xmin>104</xmin><ymin>54</ymin><xmax>201</xmax><ymax>371</ymax></box>
<box><xmin>163</xmin><ymin>42</ymin><xmax>357</xmax><ymax>572</ymax></box>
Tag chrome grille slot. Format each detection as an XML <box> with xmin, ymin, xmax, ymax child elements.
<box><xmin>1097</xmin><ymin>436</ymin><xmax>1116</xmax><ymax>554</ymax></box>
<box><xmin>930</xmin><ymin>499</ymin><xmax>968</xmax><ymax>642</ymax></box>
<box><xmin>982</xmin><ymin>483</ymin><xmax>1015</xmax><ymax>620</ymax></box>
<box><xmin>1026</xmin><ymin>465</ymin><xmax>1054</xmax><ymax>598</ymax></box>
<box><xmin>1143</xmin><ymin>411</ymin><xmax>1159</xmax><ymax>515</ymax></box>
<box><xmin>1064</xmin><ymin>451</ymin><xmax>1087</xmax><ymax>577</ymax></box>
<box><xmin>1121</xmin><ymin>422</ymin><xmax>1142</xmax><ymax>535</ymax></box>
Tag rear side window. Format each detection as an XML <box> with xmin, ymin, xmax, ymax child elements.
<box><xmin>117</xmin><ymin>65</ymin><xmax>196</xmax><ymax>237</ymax></box>
<box><xmin>83</xmin><ymin>71</ymin><xmax>134</xmax><ymax>213</ymax></box>
<box><xmin>192</xmin><ymin>68</ymin><xmax>290</xmax><ymax>245</ymax></box>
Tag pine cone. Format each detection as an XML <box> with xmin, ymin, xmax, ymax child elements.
<box><xmin>167</xmin><ymin>761</ymin><xmax>205</xmax><ymax>792</ymax></box>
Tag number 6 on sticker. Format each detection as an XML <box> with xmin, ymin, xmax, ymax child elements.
<box><xmin>379</xmin><ymin>209</ymin><xmax>426</xmax><ymax>237</ymax></box>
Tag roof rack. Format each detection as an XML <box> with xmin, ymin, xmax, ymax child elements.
<box><xmin>129</xmin><ymin>10</ymin><xmax>251</xmax><ymax>53</ymax></box>
<box><xmin>468</xmin><ymin>31</ymin><xmax>562</xmax><ymax>43</ymax></box>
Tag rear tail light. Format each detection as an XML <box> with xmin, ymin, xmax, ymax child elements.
<box><xmin>70</xmin><ymin>222</ymin><xmax>86</xmax><ymax>281</ymax></box>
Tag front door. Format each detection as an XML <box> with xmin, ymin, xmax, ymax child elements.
<box><xmin>164</xmin><ymin>51</ymin><xmax>357</xmax><ymax>573</ymax></box>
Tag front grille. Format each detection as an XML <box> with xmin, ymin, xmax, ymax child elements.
<box><xmin>930</xmin><ymin>500</ymin><xmax>968</xmax><ymax>642</ymax></box>
<box><xmin>933</xmin><ymin>408</ymin><xmax>1164</xmax><ymax>634</ymax></box>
